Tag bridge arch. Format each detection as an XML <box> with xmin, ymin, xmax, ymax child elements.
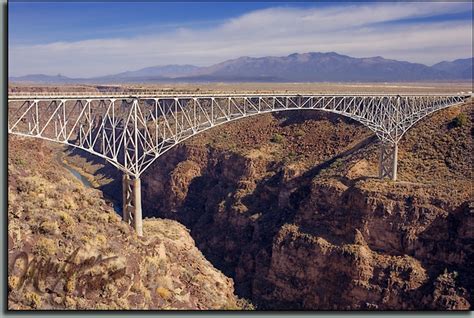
<box><xmin>391</xmin><ymin>101</ymin><xmax>464</xmax><ymax>143</ymax></box>
<box><xmin>141</xmin><ymin>106</ymin><xmax>380</xmax><ymax>175</ymax></box>
<box><xmin>8</xmin><ymin>93</ymin><xmax>471</xmax><ymax>236</ymax></box>
<box><xmin>8</xmin><ymin>104</ymin><xmax>378</xmax><ymax>175</ymax></box>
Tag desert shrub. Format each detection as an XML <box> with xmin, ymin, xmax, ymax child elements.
<box><xmin>104</xmin><ymin>284</ymin><xmax>119</xmax><ymax>298</ymax></box>
<box><xmin>270</xmin><ymin>133</ymin><xmax>284</xmax><ymax>144</ymax></box>
<box><xmin>93</xmin><ymin>302</ymin><xmax>110</xmax><ymax>310</ymax></box>
<box><xmin>24</xmin><ymin>291</ymin><xmax>42</xmax><ymax>309</ymax></box>
<box><xmin>39</xmin><ymin>221</ymin><xmax>59</xmax><ymax>235</ymax></box>
<box><xmin>65</xmin><ymin>273</ymin><xmax>77</xmax><ymax>293</ymax></box>
<box><xmin>130</xmin><ymin>282</ymin><xmax>152</xmax><ymax>303</ymax></box>
<box><xmin>288</xmin><ymin>151</ymin><xmax>298</xmax><ymax>159</ymax></box>
<box><xmin>452</xmin><ymin>113</ymin><xmax>468</xmax><ymax>127</ymax></box>
<box><xmin>236</xmin><ymin>297</ymin><xmax>256</xmax><ymax>310</ymax></box>
<box><xmin>294</xmin><ymin>129</ymin><xmax>305</xmax><ymax>137</ymax></box>
<box><xmin>111</xmin><ymin>296</ymin><xmax>130</xmax><ymax>310</ymax></box>
<box><xmin>155</xmin><ymin>259</ymin><xmax>167</xmax><ymax>274</ymax></box>
<box><xmin>16</xmin><ymin>178</ymin><xmax>34</xmax><ymax>193</ymax></box>
<box><xmin>94</xmin><ymin>212</ymin><xmax>110</xmax><ymax>224</ymax></box>
<box><xmin>58</xmin><ymin>211</ymin><xmax>75</xmax><ymax>227</ymax></box>
<box><xmin>33</xmin><ymin>237</ymin><xmax>57</xmax><ymax>257</ymax></box>
<box><xmin>8</xmin><ymin>275</ymin><xmax>20</xmax><ymax>291</ymax></box>
<box><xmin>63</xmin><ymin>197</ymin><xmax>78</xmax><ymax>210</ymax></box>
<box><xmin>64</xmin><ymin>296</ymin><xmax>77</xmax><ymax>309</ymax></box>
<box><xmin>95</xmin><ymin>234</ymin><xmax>107</xmax><ymax>246</ymax></box>
<box><xmin>156</xmin><ymin>287</ymin><xmax>172</xmax><ymax>300</ymax></box>
<box><xmin>12</xmin><ymin>157</ymin><xmax>27</xmax><ymax>166</ymax></box>
<box><xmin>222</xmin><ymin>297</ymin><xmax>256</xmax><ymax>310</ymax></box>
<box><xmin>331</xmin><ymin>158</ymin><xmax>344</xmax><ymax>169</ymax></box>
<box><xmin>107</xmin><ymin>212</ymin><xmax>120</xmax><ymax>223</ymax></box>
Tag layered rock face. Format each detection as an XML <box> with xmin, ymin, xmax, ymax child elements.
<box><xmin>137</xmin><ymin>103</ymin><xmax>473</xmax><ymax>310</ymax></box>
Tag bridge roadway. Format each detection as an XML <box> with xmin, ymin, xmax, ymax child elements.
<box><xmin>8</xmin><ymin>92</ymin><xmax>472</xmax><ymax>236</ymax></box>
<box><xmin>8</xmin><ymin>91</ymin><xmax>473</xmax><ymax>99</ymax></box>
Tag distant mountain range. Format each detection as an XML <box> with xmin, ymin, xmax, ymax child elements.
<box><xmin>9</xmin><ymin>52</ymin><xmax>473</xmax><ymax>83</ymax></box>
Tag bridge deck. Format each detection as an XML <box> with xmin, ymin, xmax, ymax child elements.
<box><xmin>8</xmin><ymin>92</ymin><xmax>473</xmax><ymax>100</ymax></box>
<box><xmin>8</xmin><ymin>91</ymin><xmax>472</xmax><ymax>237</ymax></box>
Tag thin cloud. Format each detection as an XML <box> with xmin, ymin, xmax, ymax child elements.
<box><xmin>9</xmin><ymin>2</ymin><xmax>473</xmax><ymax>77</ymax></box>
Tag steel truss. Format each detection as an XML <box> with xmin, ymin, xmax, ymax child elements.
<box><xmin>8</xmin><ymin>93</ymin><xmax>471</xmax><ymax>235</ymax></box>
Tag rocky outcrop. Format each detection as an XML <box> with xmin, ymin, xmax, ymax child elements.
<box><xmin>256</xmin><ymin>178</ymin><xmax>472</xmax><ymax>310</ymax></box>
<box><xmin>262</xmin><ymin>224</ymin><xmax>428</xmax><ymax>310</ymax></box>
<box><xmin>135</xmin><ymin>104</ymin><xmax>472</xmax><ymax>310</ymax></box>
<box><xmin>8</xmin><ymin>137</ymin><xmax>246</xmax><ymax>310</ymax></box>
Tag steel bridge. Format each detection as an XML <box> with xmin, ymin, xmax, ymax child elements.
<box><xmin>8</xmin><ymin>92</ymin><xmax>472</xmax><ymax>236</ymax></box>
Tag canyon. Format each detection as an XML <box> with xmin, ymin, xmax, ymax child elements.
<box><xmin>8</xmin><ymin>137</ymin><xmax>252</xmax><ymax>310</ymax></box>
<box><xmin>57</xmin><ymin>97</ymin><xmax>473</xmax><ymax>310</ymax></box>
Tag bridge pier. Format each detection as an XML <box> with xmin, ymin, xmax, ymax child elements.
<box><xmin>378</xmin><ymin>142</ymin><xmax>398</xmax><ymax>181</ymax></box>
<box><xmin>122</xmin><ymin>174</ymin><xmax>143</xmax><ymax>236</ymax></box>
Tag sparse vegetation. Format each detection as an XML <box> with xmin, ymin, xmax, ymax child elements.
<box><xmin>331</xmin><ymin>157</ymin><xmax>344</xmax><ymax>169</ymax></box>
<box><xmin>232</xmin><ymin>202</ymin><xmax>249</xmax><ymax>214</ymax></box>
<box><xmin>58</xmin><ymin>211</ymin><xmax>75</xmax><ymax>227</ymax></box>
<box><xmin>24</xmin><ymin>292</ymin><xmax>42</xmax><ymax>309</ymax></box>
<box><xmin>33</xmin><ymin>237</ymin><xmax>57</xmax><ymax>258</ymax></box>
<box><xmin>270</xmin><ymin>133</ymin><xmax>285</xmax><ymax>144</ymax></box>
<box><xmin>451</xmin><ymin>112</ymin><xmax>468</xmax><ymax>127</ymax></box>
<box><xmin>295</xmin><ymin>128</ymin><xmax>305</xmax><ymax>137</ymax></box>
<box><xmin>156</xmin><ymin>287</ymin><xmax>172</xmax><ymax>300</ymax></box>
<box><xmin>12</xmin><ymin>157</ymin><xmax>26</xmax><ymax>166</ymax></box>
<box><xmin>236</xmin><ymin>298</ymin><xmax>256</xmax><ymax>310</ymax></box>
<box><xmin>38</xmin><ymin>221</ymin><xmax>59</xmax><ymax>235</ymax></box>
<box><xmin>8</xmin><ymin>276</ymin><xmax>20</xmax><ymax>291</ymax></box>
<box><xmin>8</xmin><ymin>136</ymin><xmax>245</xmax><ymax>310</ymax></box>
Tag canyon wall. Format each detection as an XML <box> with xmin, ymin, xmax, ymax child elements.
<box><xmin>8</xmin><ymin>138</ymin><xmax>247</xmax><ymax>310</ymax></box>
<box><xmin>137</xmin><ymin>105</ymin><xmax>473</xmax><ymax>309</ymax></box>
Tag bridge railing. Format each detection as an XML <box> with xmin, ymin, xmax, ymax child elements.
<box><xmin>8</xmin><ymin>91</ymin><xmax>473</xmax><ymax>100</ymax></box>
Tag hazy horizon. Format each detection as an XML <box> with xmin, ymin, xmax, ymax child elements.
<box><xmin>9</xmin><ymin>51</ymin><xmax>474</xmax><ymax>79</ymax></box>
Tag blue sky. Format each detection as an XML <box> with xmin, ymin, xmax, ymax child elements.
<box><xmin>9</xmin><ymin>1</ymin><xmax>473</xmax><ymax>77</ymax></box>
<box><xmin>9</xmin><ymin>3</ymin><xmax>286</xmax><ymax>44</ymax></box>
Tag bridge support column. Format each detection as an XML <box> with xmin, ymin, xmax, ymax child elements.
<box><xmin>133</xmin><ymin>178</ymin><xmax>143</xmax><ymax>237</ymax></box>
<box><xmin>378</xmin><ymin>142</ymin><xmax>398</xmax><ymax>181</ymax></box>
<box><xmin>122</xmin><ymin>174</ymin><xmax>143</xmax><ymax>237</ymax></box>
<box><xmin>122</xmin><ymin>174</ymin><xmax>131</xmax><ymax>223</ymax></box>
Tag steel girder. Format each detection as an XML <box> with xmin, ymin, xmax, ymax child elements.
<box><xmin>8</xmin><ymin>94</ymin><xmax>471</xmax><ymax>178</ymax></box>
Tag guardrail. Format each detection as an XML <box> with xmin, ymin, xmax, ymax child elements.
<box><xmin>8</xmin><ymin>91</ymin><xmax>474</xmax><ymax>100</ymax></box>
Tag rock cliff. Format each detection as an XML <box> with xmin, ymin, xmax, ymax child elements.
<box><xmin>8</xmin><ymin>138</ymin><xmax>247</xmax><ymax>310</ymax></box>
<box><xmin>136</xmin><ymin>103</ymin><xmax>472</xmax><ymax>309</ymax></box>
<box><xmin>54</xmin><ymin>100</ymin><xmax>472</xmax><ymax>310</ymax></box>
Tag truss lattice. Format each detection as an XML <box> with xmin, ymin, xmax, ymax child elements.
<box><xmin>8</xmin><ymin>93</ymin><xmax>471</xmax><ymax>178</ymax></box>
